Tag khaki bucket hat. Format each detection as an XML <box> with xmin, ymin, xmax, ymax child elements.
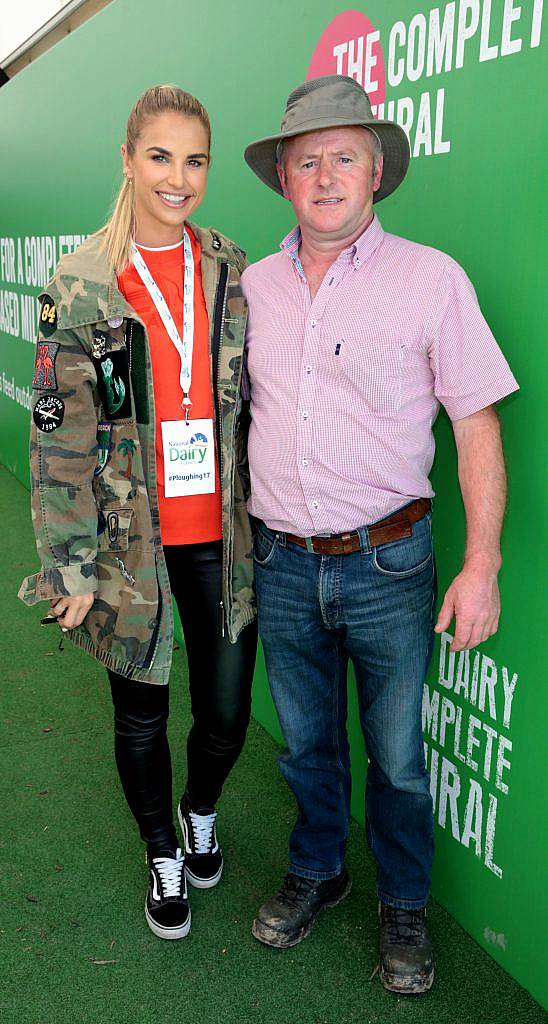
<box><xmin>244</xmin><ymin>74</ymin><xmax>410</xmax><ymax>203</ymax></box>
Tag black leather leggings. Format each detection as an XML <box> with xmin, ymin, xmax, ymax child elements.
<box><xmin>107</xmin><ymin>541</ymin><xmax>257</xmax><ymax>857</ymax></box>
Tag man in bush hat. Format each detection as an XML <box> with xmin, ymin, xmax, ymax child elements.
<box><xmin>241</xmin><ymin>74</ymin><xmax>517</xmax><ymax>993</ymax></box>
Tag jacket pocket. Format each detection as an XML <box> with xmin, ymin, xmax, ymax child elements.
<box><xmin>97</xmin><ymin>508</ymin><xmax>133</xmax><ymax>553</ymax></box>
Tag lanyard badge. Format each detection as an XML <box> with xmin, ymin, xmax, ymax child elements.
<box><xmin>132</xmin><ymin>231</ymin><xmax>195</xmax><ymax>421</ymax></box>
<box><xmin>132</xmin><ymin>233</ymin><xmax>216</xmax><ymax>499</ymax></box>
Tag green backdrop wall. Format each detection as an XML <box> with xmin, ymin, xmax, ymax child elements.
<box><xmin>0</xmin><ymin>0</ymin><xmax>545</xmax><ymax>1007</ymax></box>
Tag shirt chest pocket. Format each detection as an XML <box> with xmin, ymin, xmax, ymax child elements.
<box><xmin>333</xmin><ymin>336</ymin><xmax>407</xmax><ymax>417</ymax></box>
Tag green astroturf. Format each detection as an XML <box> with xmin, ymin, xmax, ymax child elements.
<box><xmin>0</xmin><ymin>464</ymin><xmax>544</xmax><ymax>1024</ymax></box>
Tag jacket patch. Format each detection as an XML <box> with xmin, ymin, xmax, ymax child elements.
<box><xmin>92</xmin><ymin>349</ymin><xmax>132</xmax><ymax>420</ymax></box>
<box><xmin>38</xmin><ymin>296</ymin><xmax>58</xmax><ymax>337</ymax></box>
<box><xmin>106</xmin><ymin>511</ymin><xmax>119</xmax><ymax>543</ymax></box>
<box><xmin>117</xmin><ymin>438</ymin><xmax>136</xmax><ymax>479</ymax></box>
<box><xmin>33</xmin><ymin>395</ymin><xmax>65</xmax><ymax>432</ymax></box>
<box><xmin>91</xmin><ymin>329</ymin><xmax>108</xmax><ymax>359</ymax></box>
<box><xmin>94</xmin><ymin>421</ymin><xmax>113</xmax><ymax>476</ymax></box>
<box><xmin>115</xmin><ymin>556</ymin><xmax>135</xmax><ymax>586</ymax></box>
<box><xmin>33</xmin><ymin>341</ymin><xmax>59</xmax><ymax>390</ymax></box>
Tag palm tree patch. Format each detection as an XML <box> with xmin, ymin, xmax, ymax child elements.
<box><xmin>117</xmin><ymin>438</ymin><xmax>136</xmax><ymax>479</ymax></box>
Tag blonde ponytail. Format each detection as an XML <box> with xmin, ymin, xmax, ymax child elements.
<box><xmin>100</xmin><ymin>175</ymin><xmax>135</xmax><ymax>274</ymax></box>
<box><xmin>99</xmin><ymin>85</ymin><xmax>211</xmax><ymax>274</ymax></box>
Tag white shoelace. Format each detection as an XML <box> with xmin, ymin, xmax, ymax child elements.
<box><xmin>152</xmin><ymin>849</ymin><xmax>184</xmax><ymax>897</ymax></box>
<box><xmin>189</xmin><ymin>810</ymin><xmax>217</xmax><ymax>854</ymax></box>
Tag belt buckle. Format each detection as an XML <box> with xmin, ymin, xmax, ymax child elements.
<box><xmin>305</xmin><ymin>537</ymin><xmax>316</xmax><ymax>553</ymax></box>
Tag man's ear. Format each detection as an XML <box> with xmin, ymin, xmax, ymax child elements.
<box><xmin>373</xmin><ymin>153</ymin><xmax>384</xmax><ymax>193</ymax></box>
<box><xmin>277</xmin><ymin>163</ymin><xmax>290</xmax><ymax>200</ymax></box>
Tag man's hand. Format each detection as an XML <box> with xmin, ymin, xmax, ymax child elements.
<box><xmin>434</xmin><ymin>561</ymin><xmax>500</xmax><ymax>652</ymax></box>
<box><xmin>49</xmin><ymin>593</ymin><xmax>95</xmax><ymax>630</ymax></box>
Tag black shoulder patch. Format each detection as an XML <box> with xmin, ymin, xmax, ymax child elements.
<box><xmin>33</xmin><ymin>395</ymin><xmax>65</xmax><ymax>432</ymax></box>
<box><xmin>92</xmin><ymin>349</ymin><xmax>132</xmax><ymax>420</ymax></box>
<box><xmin>38</xmin><ymin>295</ymin><xmax>58</xmax><ymax>337</ymax></box>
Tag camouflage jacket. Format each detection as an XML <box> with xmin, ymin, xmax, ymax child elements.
<box><xmin>19</xmin><ymin>224</ymin><xmax>255</xmax><ymax>684</ymax></box>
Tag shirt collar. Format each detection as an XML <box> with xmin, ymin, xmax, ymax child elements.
<box><xmin>280</xmin><ymin>214</ymin><xmax>385</xmax><ymax>278</ymax></box>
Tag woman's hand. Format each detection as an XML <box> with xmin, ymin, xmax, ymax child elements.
<box><xmin>49</xmin><ymin>593</ymin><xmax>95</xmax><ymax>630</ymax></box>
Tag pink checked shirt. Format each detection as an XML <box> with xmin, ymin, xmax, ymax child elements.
<box><xmin>241</xmin><ymin>215</ymin><xmax>518</xmax><ymax>536</ymax></box>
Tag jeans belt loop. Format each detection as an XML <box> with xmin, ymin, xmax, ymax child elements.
<box><xmin>341</xmin><ymin>533</ymin><xmax>356</xmax><ymax>554</ymax></box>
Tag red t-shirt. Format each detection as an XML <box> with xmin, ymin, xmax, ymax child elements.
<box><xmin>118</xmin><ymin>231</ymin><xmax>222</xmax><ymax>545</ymax></box>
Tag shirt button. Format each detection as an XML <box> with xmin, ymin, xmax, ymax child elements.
<box><xmin>303</xmin><ymin>459</ymin><xmax>309</xmax><ymax>466</ymax></box>
<box><xmin>312</xmin><ymin>501</ymin><xmax>319</xmax><ymax>509</ymax></box>
<box><xmin>310</xmin><ymin>318</ymin><xmax>317</xmax><ymax>327</ymax></box>
<box><xmin>306</xmin><ymin>365</ymin><xmax>312</xmax><ymax>374</ymax></box>
<box><xmin>355</xmin><ymin>257</ymin><xmax>361</xmax><ymax>267</ymax></box>
<box><xmin>302</xmin><ymin>411</ymin><xmax>309</xmax><ymax>420</ymax></box>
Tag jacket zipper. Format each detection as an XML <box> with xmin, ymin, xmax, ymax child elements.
<box><xmin>126</xmin><ymin>315</ymin><xmax>163</xmax><ymax>672</ymax></box>
<box><xmin>143</xmin><ymin>583</ymin><xmax>162</xmax><ymax>671</ymax></box>
<box><xmin>127</xmin><ymin>319</ymin><xmax>133</xmax><ymax>372</ymax></box>
<box><xmin>212</xmin><ymin>263</ymin><xmax>229</xmax><ymax>638</ymax></box>
<box><xmin>214</xmin><ymin>267</ymin><xmax>246</xmax><ymax>642</ymax></box>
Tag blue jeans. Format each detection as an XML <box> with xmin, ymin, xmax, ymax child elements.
<box><xmin>254</xmin><ymin>508</ymin><xmax>436</xmax><ymax>909</ymax></box>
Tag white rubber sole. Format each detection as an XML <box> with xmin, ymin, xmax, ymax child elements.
<box><xmin>185</xmin><ymin>861</ymin><xmax>223</xmax><ymax>889</ymax></box>
<box><xmin>145</xmin><ymin>903</ymin><xmax>191</xmax><ymax>940</ymax></box>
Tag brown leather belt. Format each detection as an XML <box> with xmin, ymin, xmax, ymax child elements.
<box><xmin>286</xmin><ymin>498</ymin><xmax>431</xmax><ymax>556</ymax></box>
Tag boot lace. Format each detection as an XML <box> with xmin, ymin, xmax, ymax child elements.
<box><xmin>152</xmin><ymin>850</ymin><xmax>184</xmax><ymax>897</ymax></box>
<box><xmin>383</xmin><ymin>906</ymin><xmax>425</xmax><ymax>946</ymax></box>
<box><xmin>189</xmin><ymin>809</ymin><xmax>217</xmax><ymax>854</ymax></box>
<box><xmin>276</xmin><ymin>873</ymin><xmax>316</xmax><ymax>908</ymax></box>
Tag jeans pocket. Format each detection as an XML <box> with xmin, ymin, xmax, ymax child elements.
<box><xmin>253</xmin><ymin>527</ymin><xmax>279</xmax><ymax>567</ymax></box>
<box><xmin>372</xmin><ymin>516</ymin><xmax>433</xmax><ymax>579</ymax></box>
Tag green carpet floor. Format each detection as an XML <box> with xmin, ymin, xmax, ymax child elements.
<box><xmin>0</xmin><ymin>464</ymin><xmax>544</xmax><ymax>1024</ymax></box>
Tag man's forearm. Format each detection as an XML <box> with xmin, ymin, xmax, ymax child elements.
<box><xmin>452</xmin><ymin>405</ymin><xmax>506</xmax><ymax>572</ymax></box>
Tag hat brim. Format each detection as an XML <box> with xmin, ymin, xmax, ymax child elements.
<box><xmin>244</xmin><ymin>117</ymin><xmax>410</xmax><ymax>203</ymax></box>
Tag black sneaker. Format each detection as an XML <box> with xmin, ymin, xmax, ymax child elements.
<box><xmin>144</xmin><ymin>848</ymin><xmax>191</xmax><ymax>940</ymax></box>
<box><xmin>178</xmin><ymin>794</ymin><xmax>223</xmax><ymax>889</ymax></box>
<box><xmin>379</xmin><ymin>903</ymin><xmax>434</xmax><ymax>993</ymax></box>
<box><xmin>252</xmin><ymin>870</ymin><xmax>352</xmax><ymax>948</ymax></box>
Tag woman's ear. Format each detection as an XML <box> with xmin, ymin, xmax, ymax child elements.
<box><xmin>121</xmin><ymin>143</ymin><xmax>132</xmax><ymax>178</ymax></box>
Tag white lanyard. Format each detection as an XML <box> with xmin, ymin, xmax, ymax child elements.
<box><xmin>131</xmin><ymin>230</ymin><xmax>195</xmax><ymax>419</ymax></box>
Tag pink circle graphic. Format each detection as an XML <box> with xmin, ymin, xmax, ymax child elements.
<box><xmin>307</xmin><ymin>9</ymin><xmax>386</xmax><ymax>111</ymax></box>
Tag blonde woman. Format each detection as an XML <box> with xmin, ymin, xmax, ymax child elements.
<box><xmin>20</xmin><ymin>86</ymin><xmax>257</xmax><ymax>939</ymax></box>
